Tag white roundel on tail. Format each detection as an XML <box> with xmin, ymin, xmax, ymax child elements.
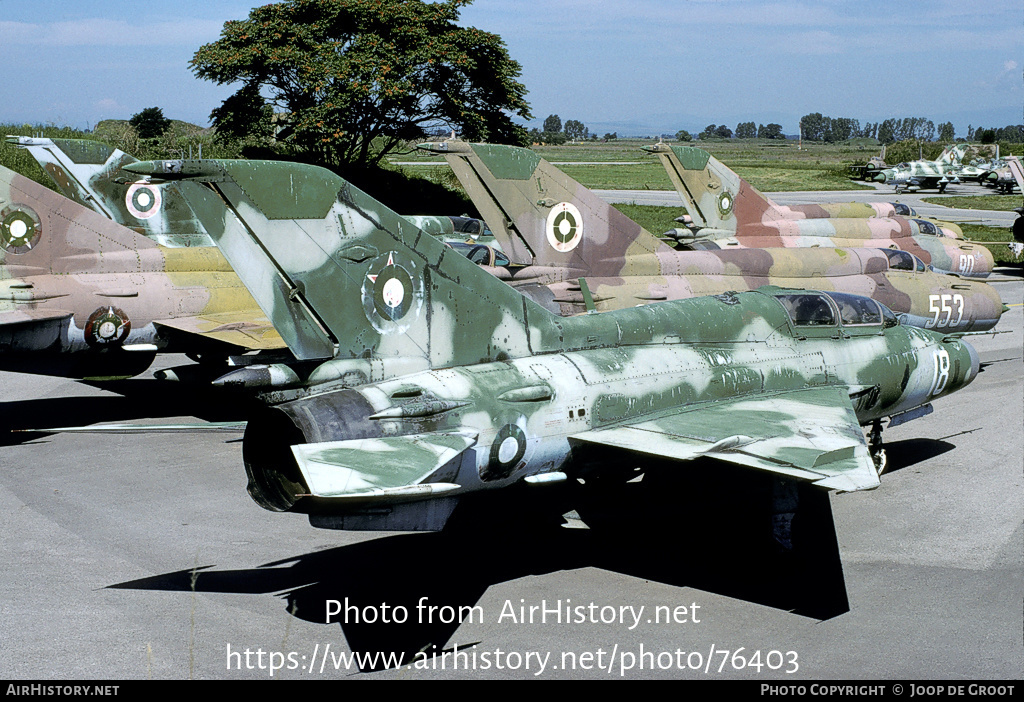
<box><xmin>545</xmin><ymin>202</ymin><xmax>583</xmax><ymax>253</ymax></box>
<box><xmin>126</xmin><ymin>182</ymin><xmax>162</xmax><ymax>219</ymax></box>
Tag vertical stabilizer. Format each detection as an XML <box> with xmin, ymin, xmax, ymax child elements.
<box><xmin>646</xmin><ymin>144</ymin><xmax>787</xmax><ymax>231</ymax></box>
<box><xmin>417</xmin><ymin>139</ymin><xmax>673</xmax><ymax>276</ymax></box>
<box><xmin>8</xmin><ymin>136</ymin><xmax>213</xmax><ymax>248</ymax></box>
<box><xmin>124</xmin><ymin>159</ymin><xmax>564</xmax><ymax>367</ymax></box>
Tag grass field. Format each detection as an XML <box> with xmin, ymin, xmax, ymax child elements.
<box><xmin>923</xmin><ymin>195</ymin><xmax>1022</xmax><ymax>211</ymax></box>
<box><xmin>958</xmin><ymin>223</ymin><xmax>1023</xmax><ymax>265</ymax></box>
<box><xmin>399</xmin><ymin>137</ymin><xmax>877</xmax><ymax>192</ymax></box>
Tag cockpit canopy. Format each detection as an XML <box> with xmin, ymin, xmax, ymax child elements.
<box><xmin>913</xmin><ymin>219</ymin><xmax>940</xmax><ymax>236</ymax></box>
<box><xmin>446</xmin><ymin>241</ymin><xmax>510</xmax><ymax>267</ymax></box>
<box><xmin>450</xmin><ymin>216</ymin><xmax>493</xmax><ymax>240</ymax></box>
<box><xmin>774</xmin><ymin>291</ymin><xmax>898</xmax><ymax>330</ymax></box>
<box><xmin>881</xmin><ymin>248</ymin><xmax>927</xmax><ymax>273</ymax></box>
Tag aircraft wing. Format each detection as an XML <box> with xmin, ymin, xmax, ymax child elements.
<box><xmin>0</xmin><ymin>308</ymin><xmax>74</xmax><ymax>352</ymax></box>
<box><xmin>570</xmin><ymin>385</ymin><xmax>879</xmax><ymax>492</ymax></box>
<box><xmin>290</xmin><ymin>433</ymin><xmax>476</xmax><ymax>502</ymax></box>
<box><xmin>153</xmin><ymin>310</ymin><xmax>285</xmax><ymax>350</ymax></box>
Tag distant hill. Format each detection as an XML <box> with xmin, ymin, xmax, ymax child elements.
<box><xmin>92</xmin><ymin>118</ymin><xmax>211</xmax><ymax>142</ymax></box>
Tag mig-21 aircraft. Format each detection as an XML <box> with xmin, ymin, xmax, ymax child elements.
<box><xmin>18</xmin><ymin>136</ymin><xmax>1001</xmax><ymax>333</ymax></box>
<box><xmin>0</xmin><ymin>162</ymin><xmax>285</xmax><ymax>380</ymax></box>
<box><xmin>414</xmin><ymin>139</ymin><xmax>1002</xmax><ymax>331</ymax></box>
<box><xmin>872</xmin><ymin>144</ymin><xmax>969</xmax><ymax>193</ymax></box>
<box><xmin>121</xmin><ymin>157</ymin><xmax>979</xmax><ymax>532</ymax></box>
<box><xmin>643</xmin><ymin>144</ymin><xmax>992</xmax><ymax>278</ymax></box>
<box><xmin>1007</xmin><ymin>156</ymin><xmax>1024</xmax><ymax>244</ymax></box>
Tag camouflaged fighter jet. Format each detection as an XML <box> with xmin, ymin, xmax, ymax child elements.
<box><xmin>872</xmin><ymin>144</ymin><xmax>969</xmax><ymax>193</ymax></box>
<box><xmin>25</xmin><ymin>136</ymin><xmax>1001</xmax><ymax>331</ymax></box>
<box><xmin>646</xmin><ymin>142</ymin><xmax>963</xmax><ymax>235</ymax></box>
<box><xmin>412</xmin><ymin>139</ymin><xmax>1002</xmax><ymax>331</ymax></box>
<box><xmin>0</xmin><ymin>162</ymin><xmax>285</xmax><ymax>380</ymax></box>
<box><xmin>850</xmin><ymin>146</ymin><xmax>888</xmax><ymax>182</ymax></box>
<box><xmin>981</xmin><ymin>160</ymin><xmax>1020</xmax><ymax>195</ymax></box>
<box><xmin>7</xmin><ymin>136</ymin><xmax>498</xmax><ymax>254</ymax></box>
<box><xmin>645</xmin><ymin>144</ymin><xmax>992</xmax><ymax>278</ymax></box>
<box><xmin>122</xmin><ymin>157</ymin><xmax>979</xmax><ymax>532</ymax></box>
<box><xmin>1008</xmin><ymin>156</ymin><xmax>1024</xmax><ymax>244</ymax></box>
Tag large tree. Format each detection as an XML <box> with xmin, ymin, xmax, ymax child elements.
<box><xmin>734</xmin><ymin>121</ymin><xmax>756</xmax><ymax>139</ymax></box>
<box><xmin>564</xmin><ymin>119</ymin><xmax>588</xmax><ymax>141</ymax></box>
<box><xmin>543</xmin><ymin>114</ymin><xmax>562</xmax><ymax>133</ymax></box>
<box><xmin>129</xmin><ymin>107</ymin><xmax>172</xmax><ymax>139</ymax></box>
<box><xmin>191</xmin><ymin>0</ymin><xmax>531</xmax><ymax>169</ymax></box>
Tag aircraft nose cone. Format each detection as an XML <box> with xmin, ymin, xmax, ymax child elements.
<box><xmin>966</xmin><ymin>340</ymin><xmax>980</xmax><ymax>383</ymax></box>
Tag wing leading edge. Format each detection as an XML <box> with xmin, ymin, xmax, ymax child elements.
<box><xmin>153</xmin><ymin>310</ymin><xmax>285</xmax><ymax>350</ymax></box>
<box><xmin>569</xmin><ymin>385</ymin><xmax>879</xmax><ymax>492</ymax></box>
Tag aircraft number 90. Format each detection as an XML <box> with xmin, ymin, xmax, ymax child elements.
<box><xmin>958</xmin><ymin>254</ymin><xmax>976</xmax><ymax>276</ymax></box>
<box><xmin>926</xmin><ymin>294</ymin><xmax>964</xmax><ymax>329</ymax></box>
<box><xmin>930</xmin><ymin>348</ymin><xmax>951</xmax><ymax>397</ymax></box>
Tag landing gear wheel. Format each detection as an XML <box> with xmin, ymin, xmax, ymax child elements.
<box><xmin>872</xmin><ymin>448</ymin><xmax>887</xmax><ymax>475</ymax></box>
<box><xmin>938</xmin><ymin>183</ymin><xmax>947</xmax><ymax>193</ymax></box>
<box><xmin>869</xmin><ymin>419</ymin><xmax>887</xmax><ymax>476</ymax></box>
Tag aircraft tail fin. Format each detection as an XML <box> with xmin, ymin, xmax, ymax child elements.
<box><xmin>416</xmin><ymin>139</ymin><xmax>673</xmax><ymax>275</ymax></box>
<box><xmin>123</xmin><ymin>158</ymin><xmax>563</xmax><ymax>365</ymax></box>
<box><xmin>0</xmin><ymin>161</ymin><xmax>162</xmax><ymax>273</ymax></box>
<box><xmin>7</xmin><ymin>136</ymin><xmax>212</xmax><ymax>248</ymax></box>
<box><xmin>1006</xmin><ymin>156</ymin><xmax>1024</xmax><ymax>193</ymax></box>
<box><xmin>937</xmin><ymin>143</ymin><xmax>967</xmax><ymax>166</ymax></box>
<box><xmin>645</xmin><ymin>144</ymin><xmax>787</xmax><ymax>232</ymax></box>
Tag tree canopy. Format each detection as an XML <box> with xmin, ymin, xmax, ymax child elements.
<box><xmin>542</xmin><ymin>114</ymin><xmax>562</xmax><ymax>133</ymax></box>
<box><xmin>129</xmin><ymin>107</ymin><xmax>172</xmax><ymax>139</ymax></box>
<box><xmin>191</xmin><ymin>0</ymin><xmax>531</xmax><ymax>169</ymax></box>
<box><xmin>564</xmin><ymin>119</ymin><xmax>588</xmax><ymax>141</ymax></box>
<box><xmin>734</xmin><ymin>121</ymin><xmax>756</xmax><ymax>139</ymax></box>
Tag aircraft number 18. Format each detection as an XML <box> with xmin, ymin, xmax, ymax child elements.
<box><xmin>930</xmin><ymin>348</ymin><xmax>951</xmax><ymax>397</ymax></box>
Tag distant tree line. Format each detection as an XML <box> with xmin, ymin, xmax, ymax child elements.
<box><xmin>532</xmin><ymin>113</ymin><xmax>1023</xmax><ymax>147</ymax></box>
<box><xmin>530</xmin><ymin>114</ymin><xmax>613</xmax><ymax>144</ymax></box>
<box><xmin>687</xmin><ymin>122</ymin><xmax>784</xmax><ymax>141</ymax></box>
<box><xmin>673</xmin><ymin>115</ymin><xmax>1023</xmax><ymax>145</ymax></box>
<box><xmin>966</xmin><ymin>125</ymin><xmax>1024</xmax><ymax>144</ymax></box>
<box><xmin>799</xmin><ymin>114</ymin><xmax>1023</xmax><ymax>145</ymax></box>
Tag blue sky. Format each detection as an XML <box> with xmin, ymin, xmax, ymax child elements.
<box><xmin>0</xmin><ymin>1</ymin><xmax>1020</xmax><ymax>137</ymax></box>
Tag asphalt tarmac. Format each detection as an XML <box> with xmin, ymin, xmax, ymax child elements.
<box><xmin>1</xmin><ymin>279</ymin><xmax>1021</xmax><ymax>679</ymax></box>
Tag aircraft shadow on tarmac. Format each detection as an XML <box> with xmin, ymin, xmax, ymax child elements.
<box><xmin>0</xmin><ymin>379</ymin><xmax>256</xmax><ymax>446</ymax></box>
<box><xmin>880</xmin><ymin>437</ymin><xmax>957</xmax><ymax>475</ymax></box>
<box><xmin>107</xmin><ymin>463</ymin><xmax>882</xmax><ymax>672</ymax></box>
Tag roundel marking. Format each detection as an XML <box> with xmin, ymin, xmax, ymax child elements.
<box><xmin>1</xmin><ymin>205</ymin><xmax>42</xmax><ymax>254</ymax></box>
<box><xmin>545</xmin><ymin>202</ymin><xmax>583</xmax><ymax>253</ymax></box>
<box><xmin>361</xmin><ymin>251</ymin><xmax>424</xmax><ymax>333</ymax></box>
<box><xmin>716</xmin><ymin>191</ymin><xmax>734</xmax><ymax>218</ymax></box>
<box><xmin>126</xmin><ymin>182</ymin><xmax>162</xmax><ymax>219</ymax></box>
<box><xmin>481</xmin><ymin>423</ymin><xmax>528</xmax><ymax>482</ymax></box>
<box><xmin>84</xmin><ymin>306</ymin><xmax>131</xmax><ymax>347</ymax></box>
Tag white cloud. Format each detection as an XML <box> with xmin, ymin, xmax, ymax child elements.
<box><xmin>92</xmin><ymin>98</ymin><xmax>126</xmax><ymax>113</ymax></box>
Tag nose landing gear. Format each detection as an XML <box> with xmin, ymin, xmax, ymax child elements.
<box><xmin>869</xmin><ymin>419</ymin><xmax>887</xmax><ymax>476</ymax></box>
